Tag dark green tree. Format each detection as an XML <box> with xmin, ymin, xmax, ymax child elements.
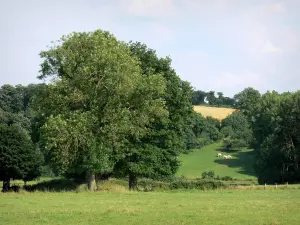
<box><xmin>206</xmin><ymin>91</ymin><xmax>217</xmax><ymax>106</ymax></box>
<box><xmin>126</xmin><ymin>42</ymin><xmax>194</xmax><ymax>186</ymax></box>
<box><xmin>221</xmin><ymin>111</ymin><xmax>253</xmax><ymax>150</ymax></box>
<box><xmin>191</xmin><ymin>90</ymin><xmax>207</xmax><ymax>105</ymax></box>
<box><xmin>253</xmin><ymin>91</ymin><xmax>300</xmax><ymax>184</ymax></box>
<box><xmin>234</xmin><ymin>87</ymin><xmax>261</xmax><ymax>117</ymax></box>
<box><xmin>0</xmin><ymin>124</ymin><xmax>42</xmax><ymax>192</ymax></box>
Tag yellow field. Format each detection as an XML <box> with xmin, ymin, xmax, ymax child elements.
<box><xmin>193</xmin><ymin>105</ymin><xmax>236</xmax><ymax>120</ymax></box>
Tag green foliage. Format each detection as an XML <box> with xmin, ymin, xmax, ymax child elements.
<box><xmin>235</xmin><ymin>89</ymin><xmax>300</xmax><ymax>184</ymax></box>
<box><xmin>221</xmin><ymin>111</ymin><xmax>253</xmax><ymax>150</ymax></box>
<box><xmin>38</xmin><ymin>30</ymin><xmax>168</xmax><ymax>190</ymax></box>
<box><xmin>220</xmin><ymin>126</ymin><xmax>234</xmax><ymax>138</ymax></box>
<box><xmin>191</xmin><ymin>90</ymin><xmax>206</xmax><ymax>105</ymax></box>
<box><xmin>192</xmin><ymin>90</ymin><xmax>235</xmax><ymax>107</ymax></box>
<box><xmin>183</xmin><ymin>112</ymin><xmax>221</xmax><ymax>152</ymax></box>
<box><xmin>234</xmin><ymin>87</ymin><xmax>261</xmax><ymax>117</ymax></box>
<box><xmin>137</xmin><ymin>177</ymin><xmax>225</xmax><ymax>191</ymax></box>
<box><xmin>125</xmin><ymin>41</ymin><xmax>194</xmax><ymax>187</ymax></box>
<box><xmin>201</xmin><ymin>170</ymin><xmax>215</xmax><ymax>179</ymax></box>
<box><xmin>0</xmin><ymin>124</ymin><xmax>42</xmax><ymax>191</ymax></box>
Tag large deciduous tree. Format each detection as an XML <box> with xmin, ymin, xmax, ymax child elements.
<box><xmin>125</xmin><ymin>42</ymin><xmax>194</xmax><ymax>184</ymax></box>
<box><xmin>234</xmin><ymin>87</ymin><xmax>261</xmax><ymax>117</ymax></box>
<box><xmin>38</xmin><ymin>30</ymin><xmax>167</xmax><ymax>190</ymax></box>
<box><xmin>253</xmin><ymin>91</ymin><xmax>300</xmax><ymax>184</ymax></box>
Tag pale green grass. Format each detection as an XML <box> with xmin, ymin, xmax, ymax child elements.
<box><xmin>177</xmin><ymin>143</ymin><xmax>256</xmax><ymax>180</ymax></box>
<box><xmin>1</xmin><ymin>190</ymin><xmax>300</xmax><ymax>225</ymax></box>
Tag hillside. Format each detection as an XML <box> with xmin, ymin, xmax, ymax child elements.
<box><xmin>176</xmin><ymin>142</ymin><xmax>256</xmax><ymax>181</ymax></box>
<box><xmin>193</xmin><ymin>105</ymin><xmax>236</xmax><ymax>120</ymax></box>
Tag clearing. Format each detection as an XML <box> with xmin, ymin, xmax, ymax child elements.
<box><xmin>176</xmin><ymin>143</ymin><xmax>256</xmax><ymax>181</ymax></box>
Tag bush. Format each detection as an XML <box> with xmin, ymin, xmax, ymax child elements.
<box><xmin>169</xmin><ymin>179</ymin><xmax>225</xmax><ymax>190</ymax></box>
<box><xmin>201</xmin><ymin>170</ymin><xmax>215</xmax><ymax>179</ymax></box>
<box><xmin>136</xmin><ymin>177</ymin><xmax>225</xmax><ymax>191</ymax></box>
<box><xmin>220</xmin><ymin>176</ymin><xmax>233</xmax><ymax>181</ymax></box>
<box><xmin>223</xmin><ymin>138</ymin><xmax>247</xmax><ymax>151</ymax></box>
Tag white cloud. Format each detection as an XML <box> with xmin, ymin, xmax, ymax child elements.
<box><xmin>261</xmin><ymin>40</ymin><xmax>282</xmax><ymax>53</ymax></box>
<box><xmin>263</xmin><ymin>2</ymin><xmax>286</xmax><ymax>13</ymax></box>
<box><xmin>120</xmin><ymin>0</ymin><xmax>175</xmax><ymax>17</ymax></box>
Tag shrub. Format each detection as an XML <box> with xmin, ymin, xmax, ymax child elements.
<box><xmin>169</xmin><ymin>179</ymin><xmax>225</xmax><ymax>190</ymax></box>
<box><xmin>220</xmin><ymin>176</ymin><xmax>233</xmax><ymax>181</ymax></box>
<box><xmin>136</xmin><ymin>177</ymin><xmax>225</xmax><ymax>191</ymax></box>
<box><xmin>201</xmin><ymin>170</ymin><xmax>215</xmax><ymax>179</ymax></box>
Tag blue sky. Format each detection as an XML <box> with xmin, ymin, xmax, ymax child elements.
<box><xmin>1</xmin><ymin>0</ymin><xmax>299</xmax><ymax>96</ymax></box>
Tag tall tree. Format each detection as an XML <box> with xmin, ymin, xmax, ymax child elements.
<box><xmin>206</xmin><ymin>91</ymin><xmax>217</xmax><ymax>106</ymax></box>
<box><xmin>38</xmin><ymin>30</ymin><xmax>167</xmax><ymax>190</ymax></box>
<box><xmin>126</xmin><ymin>42</ymin><xmax>194</xmax><ymax>185</ymax></box>
<box><xmin>253</xmin><ymin>91</ymin><xmax>300</xmax><ymax>184</ymax></box>
<box><xmin>234</xmin><ymin>87</ymin><xmax>261</xmax><ymax>117</ymax></box>
<box><xmin>191</xmin><ymin>90</ymin><xmax>207</xmax><ymax>105</ymax></box>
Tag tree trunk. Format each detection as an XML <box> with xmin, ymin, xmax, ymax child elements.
<box><xmin>2</xmin><ymin>179</ymin><xmax>10</xmax><ymax>192</ymax></box>
<box><xmin>129</xmin><ymin>173</ymin><xmax>137</xmax><ymax>191</ymax></box>
<box><xmin>87</xmin><ymin>171</ymin><xmax>96</xmax><ymax>191</ymax></box>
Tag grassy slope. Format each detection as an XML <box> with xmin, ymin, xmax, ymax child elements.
<box><xmin>1</xmin><ymin>190</ymin><xmax>300</xmax><ymax>225</ymax></box>
<box><xmin>177</xmin><ymin>143</ymin><xmax>256</xmax><ymax>180</ymax></box>
<box><xmin>193</xmin><ymin>105</ymin><xmax>236</xmax><ymax>120</ymax></box>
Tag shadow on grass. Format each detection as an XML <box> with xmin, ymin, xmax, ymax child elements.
<box><xmin>214</xmin><ymin>148</ymin><xmax>256</xmax><ymax>177</ymax></box>
<box><xmin>24</xmin><ymin>178</ymin><xmax>81</xmax><ymax>192</ymax></box>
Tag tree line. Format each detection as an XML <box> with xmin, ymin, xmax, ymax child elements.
<box><xmin>191</xmin><ymin>90</ymin><xmax>235</xmax><ymax>107</ymax></box>
<box><xmin>0</xmin><ymin>30</ymin><xmax>225</xmax><ymax>192</ymax></box>
<box><xmin>1</xmin><ymin>29</ymin><xmax>299</xmax><ymax>192</ymax></box>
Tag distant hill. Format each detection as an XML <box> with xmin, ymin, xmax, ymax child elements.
<box><xmin>193</xmin><ymin>105</ymin><xmax>236</xmax><ymax>121</ymax></box>
<box><xmin>176</xmin><ymin>143</ymin><xmax>256</xmax><ymax>181</ymax></box>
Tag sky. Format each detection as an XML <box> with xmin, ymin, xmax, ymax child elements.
<box><xmin>1</xmin><ymin>0</ymin><xmax>300</xmax><ymax>97</ymax></box>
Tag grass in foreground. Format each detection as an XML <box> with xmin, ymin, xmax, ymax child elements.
<box><xmin>177</xmin><ymin>143</ymin><xmax>256</xmax><ymax>180</ymax></box>
<box><xmin>193</xmin><ymin>105</ymin><xmax>236</xmax><ymax>120</ymax></box>
<box><xmin>1</xmin><ymin>190</ymin><xmax>300</xmax><ymax>225</ymax></box>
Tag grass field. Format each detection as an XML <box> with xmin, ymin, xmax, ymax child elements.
<box><xmin>1</xmin><ymin>190</ymin><xmax>300</xmax><ymax>225</ymax></box>
<box><xmin>177</xmin><ymin>143</ymin><xmax>256</xmax><ymax>181</ymax></box>
<box><xmin>193</xmin><ymin>105</ymin><xmax>236</xmax><ymax>120</ymax></box>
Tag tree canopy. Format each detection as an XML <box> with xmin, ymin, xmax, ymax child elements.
<box><xmin>38</xmin><ymin>30</ymin><xmax>169</xmax><ymax>190</ymax></box>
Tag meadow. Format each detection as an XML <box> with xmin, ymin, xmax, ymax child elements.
<box><xmin>177</xmin><ymin>143</ymin><xmax>256</xmax><ymax>181</ymax></box>
<box><xmin>1</xmin><ymin>190</ymin><xmax>300</xmax><ymax>225</ymax></box>
<box><xmin>193</xmin><ymin>105</ymin><xmax>236</xmax><ymax>120</ymax></box>
<box><xmin>1</xmin><ymin>143</ymin><xmax>300</xmax><ymax>225</ymax></box>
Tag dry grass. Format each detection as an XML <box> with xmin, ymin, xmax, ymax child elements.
<box><xmin>193</xmin><ymin>105</ymin><xmax>236</xmax><ymax>121</ymax></box>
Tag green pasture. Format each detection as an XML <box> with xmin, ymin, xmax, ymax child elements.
<box><xmin>177</xmin><ymin>143</ymin><xmax>256</xmax><ymax>181</ymax></box>
<box><xmin>1</xmin><ymin>190</ymin><xmax>300</xmax><ymax>225</ymax></box>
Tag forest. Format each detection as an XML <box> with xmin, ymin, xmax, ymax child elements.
<box><xmin>1</xmin><ymin>29</ymin><xmax>300</xmax><ymax>192</ymax></box>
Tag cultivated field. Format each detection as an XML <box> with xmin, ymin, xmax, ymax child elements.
<box><xmin>1</xmin><ymin>190</ymin><xmax>300</xmax><ymax>225</ymax></box>
<box><xmin>177</xmin><ymin>143</ymin><xmax>256</xmax><ymax>181</ymax></box>
<box><xmin>193</xmin><ymin>105</ymin><xmax>236</xmax><ymax>120</ymax></box>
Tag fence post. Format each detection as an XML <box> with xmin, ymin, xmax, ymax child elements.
<box><xmin>275</xmin><ymin>183</ymin><xmax>277</xmax><ymax>189</ymax></box>
<box><xmin>264</xmin><ymin>183</ymin><xmax>267</xmax><ymax>190</ymax></box>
